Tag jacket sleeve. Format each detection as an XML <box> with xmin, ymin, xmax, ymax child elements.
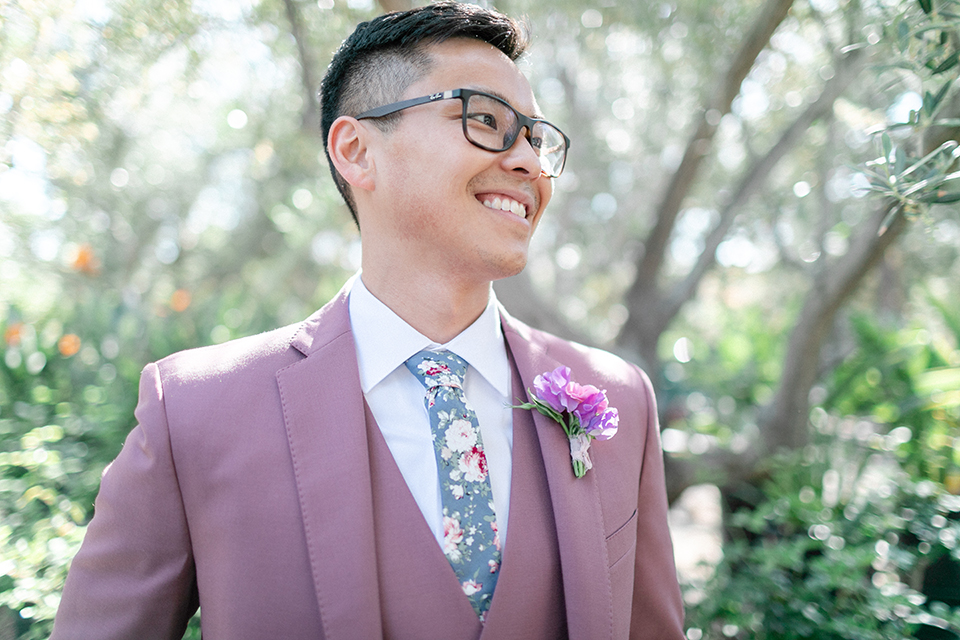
<box><xmin>629</xmin><ymin>366</ymin><xmax>686</xmax><ymax>639</ymax></box>
<box><xmin>51</xmin><ymin>362</ymin><xmax>198</xmax><ymax>640</ymax></box>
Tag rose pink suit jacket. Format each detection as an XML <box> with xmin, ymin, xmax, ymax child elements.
<box><xmin>52</xmin><ymin>285</ymin><xmax>684</xmax><ymax>639</ymax></box>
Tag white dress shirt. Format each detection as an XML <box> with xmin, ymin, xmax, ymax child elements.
<box><xmin>347</xmin><ymin>274</ymin><xmax>514</xmax><ymax>550</ymax></box>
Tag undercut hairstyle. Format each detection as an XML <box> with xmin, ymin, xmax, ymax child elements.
<box><xmin>319</xmin><ymin>2</ymin><xmax>530</xmax><ymax>225</ymax></box>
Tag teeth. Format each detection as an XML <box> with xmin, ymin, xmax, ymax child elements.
<box><xmin>482</xmin><ymin>196</ymin><xmax>527</xmax><ymax>218</ymax></box>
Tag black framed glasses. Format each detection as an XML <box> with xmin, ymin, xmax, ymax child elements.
<box><xmin>355</xmin><ymin>88</ymin><xmax>570</xmax><ymax>178</ymax></box>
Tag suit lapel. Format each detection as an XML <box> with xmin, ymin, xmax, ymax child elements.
<box><xmin>479</xmin><ymin>358</ymin><xmax>567</xmax><ymax>640</ymax></box>
<box><xmin>501</xmin><ymin>311</ymin><xmax>614</xmax><ymax>640</ymax></box>
<box><xmin>276</xmin><ymin>289</ymin><xmax>383</xmax><ymax>640</ymax></box>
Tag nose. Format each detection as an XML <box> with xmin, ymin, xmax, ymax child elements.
<box><xmin>500</xmin><ymin>126</ymin><xmax>546</xmax><ymax>178</ymax></box>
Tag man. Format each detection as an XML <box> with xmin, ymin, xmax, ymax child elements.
<box><xmin>52</xmin><ymin>3</ymin><xmax>684</xmax><ymax>639</ymax></box>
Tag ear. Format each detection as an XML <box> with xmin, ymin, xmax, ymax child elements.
<box><xmin>328</xmin><ymin>116</ymin><xmax>376</xmax><ymax>193</ymax></box>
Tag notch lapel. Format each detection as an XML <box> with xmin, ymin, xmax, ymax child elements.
<box><xmin>502</xmin><ymin>313</ymin><xmax>615</xmax><ymax>640</ymax></box>
<box><xmin>276</xmin><ymin>291</ymin><xmax>383</xmax><ymax>640</ymax></box>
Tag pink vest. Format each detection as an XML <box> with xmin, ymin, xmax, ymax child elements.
<box><xmin>364</xmin><ymin>362</ymin><xmax>567</xmax><ymax>640</ymax></box>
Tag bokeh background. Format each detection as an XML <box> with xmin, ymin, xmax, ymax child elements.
<box><xmin>1</xmin><ymin>0</ymin><xmax>959</xmax><ymax>637</ymax></box>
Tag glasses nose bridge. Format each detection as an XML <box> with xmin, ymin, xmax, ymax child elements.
<box><xmin>508</xmin><ymin>118</ymin><xmax>545</xmax><ymax>164</ymax></box>
<box><xmin>511</xmin><ymin>112</ymin><xmax>537</xmax><ymax>146</ymax></box>
<box><xmin>503</xmin><ymin>121</ymin><xmax>551</xmax><ymax>178</ymax></box>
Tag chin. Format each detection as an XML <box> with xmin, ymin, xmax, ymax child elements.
<box><xmin>488</xmin><ymin>254</ymin><xmax>528</xmax><ymax>281</ymax></box>
<box><xmin>470</xmin><ymin>242</ymin><xmax>531</xmax><ymax>282</ymax></box>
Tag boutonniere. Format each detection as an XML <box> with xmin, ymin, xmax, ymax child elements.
<box><xmin>515</xmin><ymin>366</ymin><xmax>619</xmax><ymax>478</ymax></box>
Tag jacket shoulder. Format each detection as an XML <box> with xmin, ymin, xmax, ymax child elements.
<box><xmin>502</xmin><ymin>310</ymin><xmax>651</xmax><ymax>392</ymax></box>
<box><xmin>152</xmin><ymin>285</ymin><xmax>351</xmax><ymax>387</ymax></box>
<box><xmin>154</xmin><ymin>320</ymin><xmax>304</xmax><ymax>390</ymax></box>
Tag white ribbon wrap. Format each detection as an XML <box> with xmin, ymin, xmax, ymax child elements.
<box><xmin>568</xmin><ymin>432</ymin><xmax>593</xmax><ymax>472</ymax></box>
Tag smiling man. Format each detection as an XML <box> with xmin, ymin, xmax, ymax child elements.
<box><xmin>52</xmin><ymin>3</ymin><xmax>684</xmax><ymax>639</ymax></box>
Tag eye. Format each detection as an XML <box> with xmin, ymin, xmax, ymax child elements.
<box><xmin>466</xmin><ymin>111</ymin><xmax>498</xmax><ymax>130</ymax></box>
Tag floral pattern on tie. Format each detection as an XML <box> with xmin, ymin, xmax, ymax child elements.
<box><xmin>406</xmin><ymin>350</ymin><xmax>502</xmax><ymax>619</ymax></box>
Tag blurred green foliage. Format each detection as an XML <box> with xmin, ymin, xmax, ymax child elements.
<box><xmin>685</xmin><ymin>453</ymin><xmax>944</xmax><ymax>638</ymax></box>
<box><xmin>684</xmin><ymin>294</ymin><xmax>960</xmax><ymax>638</ymax></box>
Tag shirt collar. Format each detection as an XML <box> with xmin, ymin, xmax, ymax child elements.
<box><xmin>347</xmin><ymin>273</ymin><xmax>510</xmax><ymax>396</ymax></box>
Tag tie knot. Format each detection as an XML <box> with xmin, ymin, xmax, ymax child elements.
<box><xmin>404</xmin><ymin>350</ymin><xmax>468</xmax><ymax>390</ymax></box>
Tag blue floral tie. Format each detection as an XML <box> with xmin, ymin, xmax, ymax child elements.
<box><xmin>405</xmin><ymin>350</ymin><xmax>501</xmax><ymax>620</ymax></box>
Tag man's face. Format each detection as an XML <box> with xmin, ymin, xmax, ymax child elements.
<box><xmin>360</xmin><ymin>37</ymin><xmax>555</xmax><ymax>286</ymax></box>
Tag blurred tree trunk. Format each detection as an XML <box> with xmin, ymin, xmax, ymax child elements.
<box><xmin>759</xmin><ymin>202</ymin><xmax>908</xmax><ymax>451</ymax></box>
<box><xmin>618</xmin><ymin>0</ymin><xmax>797</xmax><ymax>372</ymax></box>
<box><xmin>283</xmin><ymin>0</ymin><xmax>320</xmax><ymax>132</ymax></box>
<box><xmin>756</xmin><ymin>90</ymin><xmax>960</xmax><ymax>455</ymax></box>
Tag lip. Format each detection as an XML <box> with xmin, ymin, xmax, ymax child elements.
<box><xmin>474</xmin><ymin>189</ymin><xmax>538</xmax><ymax>220</ymax></box>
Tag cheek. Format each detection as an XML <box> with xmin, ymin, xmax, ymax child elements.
<box><xmin>542</xmin><ymin>179</ymin><xmax>554</xmax><ymax>205</ymax></box>
<box><xmin>533</xmin><ymin>179</ymin><xmax>554</xmax><ymax>221</ymax></box>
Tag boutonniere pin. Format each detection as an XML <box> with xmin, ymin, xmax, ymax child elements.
<box><xmin>515</xmin><ymin>366</ymin><xmax>619</xmax><ymax>478</ymax></box>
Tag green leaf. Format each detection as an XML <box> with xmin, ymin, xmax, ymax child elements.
<box><xmin>899</xmin><ymin>141</ymin><xmax>959</xmax><ymax>183</ymax></box>
<box><xmin>878</xmin><ymin>206</ymin><xmax>903</xmax><ymax>236</ymax></box>
<box><xmin>897</xmin><ymin>19</ymin><xmax>910</xmax><ymax>44</ymax></box>
<box><xmin>882</xmin><ymin>133</ymin><xmax>894</xmax><ymax>163</ymax></box>
<box><xmin>894</xmin><ymin>146</ymin><xmax>907</xmax><ymax>175</ymax></box>
<box><xmin>917</xmin><ymin>367</ymin><xmax>960</xmax><ymax>395</ymax></box>
<box><xmin>933</xmin><ymin>50</ymin><xmax>959</xmax><ymax>74</ymax></box>
<box><xmin>925</xmin><ymin>82</ymin><xmax>954</xmax><ymax>116</ymax></box>
<box><xmin>918</xmin><ymin>0</ymin><xmax>932</xmax><ymax>14</ymax></box>
<box><xmin>919</xmin><ymin>190</ymin><xmax>960</xmax><ymax>203</ymax></box>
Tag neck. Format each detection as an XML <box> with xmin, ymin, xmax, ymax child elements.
<box><xmin>359</xmin><ymin>267</ymin><xmax>492</xmax><ymax>344</ymax></box>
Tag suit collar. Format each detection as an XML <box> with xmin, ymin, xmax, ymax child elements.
<box><xmin>348</xmin><ymin>275</ymin><xmax>510</xmax><ymax>397</ymax></box>
<box><xmin>287</xmin><ymin>282</ymin><xmax>352</xmax><ymax>358</ymax></box>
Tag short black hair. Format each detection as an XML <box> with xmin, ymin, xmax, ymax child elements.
<box><xmin>319</xmin><ymin>2</ymin><xmax>530</xmax><ymax>224</ymax></box>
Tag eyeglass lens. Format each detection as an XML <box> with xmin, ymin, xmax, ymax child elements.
<box><xmin>464</xmin><ymin>93</ymin><xmax>566</xmax><ymax>177</ymax></box>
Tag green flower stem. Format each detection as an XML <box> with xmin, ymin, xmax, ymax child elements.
<box><xmin>515</xmin><ymin>395</ymin><xmax>590</xmax><ymax>477</ymax></box>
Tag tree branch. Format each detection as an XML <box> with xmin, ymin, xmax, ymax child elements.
<box><xmin>757</xmin><ymin>86</ymin><xmax>960</xmax><ymax>453</ymax></box>
<box><xmin>618</xmin><ymin>0</ymin><xmax>796</xmax><ymax>366</ymax></box>
<box><xmin>282</xmin><ymin>0</ymin><xmax>319</xmax><ymax>132</ymax></box>
<box><xmin>758</xmin><ymin>201</ymin><xmax>907</xmax><ymax>452</ymax></box>
<box><xmin>664</xmin><ymin>199</ymin><xmax>908</xmax><ymax>501</ymax></box>
<box><xmin>661</xmin><ymin>48</ymin><xmax>866</xmax><ymax>325</ymax></box>
<box><xmin>627</xmin><ymin>0</ymin><xmax>796</xmax><ymax>296</ymax></box>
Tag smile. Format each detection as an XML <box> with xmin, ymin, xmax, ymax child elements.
<box><xmin>481</xmin><ymin>196</ymin><xmax>527</xmax><ymax>219</ymax></box>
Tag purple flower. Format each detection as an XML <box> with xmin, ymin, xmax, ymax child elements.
<box><xmin>532</xmin><ymin>366</ymin><xmax>571</xmax><ymax>413</ymax></box>
<box><xmin>521</xmin><ymin>366</ymin><xmax>619</xmax><ymax>478</ymax></box>
<box><xmin>584</xmin><ymin>408</ymin><xmax>619</xmax><ymax>441</ymax></box>
<box><xmin>559</xmin><ymin>381</ymin><xmax>595</xmax><ymax>413</ymax></box>
<box><xmin>570</xmin><ymin>385</ymin><xmax>607</xmax><ymax>424</ymax></box>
